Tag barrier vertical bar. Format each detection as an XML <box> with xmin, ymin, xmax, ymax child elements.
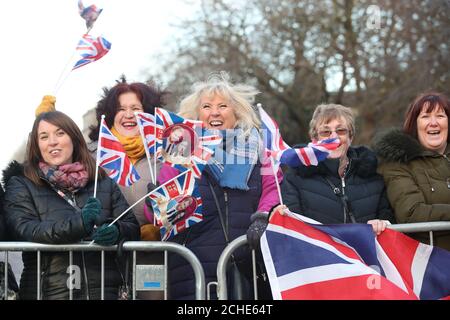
<box><xmin>37</xmin><ymin>251</ymin><xmax>41</xmax><ymax>300</ymax></box>
<box><xmin>101</xmin><ymin>250</ymin><xmax>105</xmax><ymax>300</ymax></box>
<box><xmin>69</xmin><ymin>251</ymin><xmax>73</xmax><ymax>300</ymax></box>
<box><xmin>4</xmin><ymin>251</ymin><xmax>9</xmax><ymax>300</ymax></box>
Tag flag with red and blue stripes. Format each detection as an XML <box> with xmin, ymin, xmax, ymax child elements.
<box><xmin>73</xmin><ymin>34</ymin><xmax>111</xmax><ymax>70</ymax></box>
<box><xmin>257</xmin><ymin>104</ymin><xmax>339</xmax><ymax>168</ymax></box>
<box><xmin>155</xmin><ymin>108</ymin><xmax>221</xmax><ymax>178</ymax></box>
<box><xmin>148</xmin><ymin>170</ymin><xmax>203</xmax><ymax>240</ymax></box>
<box><xmin>261</xmin><ymin>210</ymin><xmax>450</xmax><ymax>300</ymax></box>
<box><xmin>97</xmin><ymin>117</ymin><xmax>140</xmax><ymax>186</ymax></box>
<box><xmin>135</xmin><ymin>112</ymin><xmax>156</xmax><ymax>154</ymax></box>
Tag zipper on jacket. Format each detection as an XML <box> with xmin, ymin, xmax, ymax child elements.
<box><xmin>341</xmin><ymin>159</ymin><xmax>350</xmax><ymax>223</ymax></box>
<box><xmin>423</xmin><ymin>170</ymin><xmax>435</xmax><ymax>192</ymax></box>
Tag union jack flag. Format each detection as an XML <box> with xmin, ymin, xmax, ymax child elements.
<box><xmin>135</xmin><ymin>112</ymin><xmax>156</xmax><ymax>154</ymax></box>
<box><xmin>261</xmin><ymin>210</ymin><xmax>450</xmax><ymax>300</ymax></box>
<box><xmin>154</xmin><ymin>108</ymin><xmax>221</xmax><ymax>178</ymax></box>
<box><xmin>257</xmin><ymin>104</ymin><xmax>339</xmax><ymax>169</ymax></box>
<box><xmin>97</xmin><ymin>117</ymin><xmax>140</xmax><ymax>186</ymax></box>
<box><xmin>73</xmin><ymin>34</ymin><xmax>111</xmax><ymax>70</ymax></box>
<box><xmin>78</xmin><ymin>0</ymin><xmax>103</xmax><ymax>30</ymax></box>
<box><xmin>148</xmin><ymin>170</ymin><xmax>203</xmax><ymax>241</ymax></box>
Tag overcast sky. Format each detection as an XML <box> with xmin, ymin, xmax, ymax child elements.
<box><xmin>0</xmin><ymin>0</ymin><xmax>194</xmax><ymax>176</ymax></box>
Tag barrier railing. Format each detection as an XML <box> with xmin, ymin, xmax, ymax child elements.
<box><xmin>216</xmin><ymin>221</ymin><xmax>450</xmax><ymax>300</ymax></box>
<box><xmin>0</xmin><ymin>241</ymin><xmax>205</xmax><ymax>300</ymax></box>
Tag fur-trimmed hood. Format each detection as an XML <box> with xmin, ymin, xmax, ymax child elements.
<box><xmin>2</xmin><ymin>160</ymin><xmax>24</xmax><ymax>187</ymax></box>
<box><xmin>373</xmin><ymin>128</ymin><xmax>426</xmax><ymax>164</ymax></box>
<box><xmin>294</xmin><ymin>145</ymin><xmax>379</xmax><ymax>178</ymax></box>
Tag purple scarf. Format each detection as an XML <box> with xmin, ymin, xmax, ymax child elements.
<box><xmin>39</xmin><ymin>162</ymin><xmax>89</xmax><ymax>192</ymax></box>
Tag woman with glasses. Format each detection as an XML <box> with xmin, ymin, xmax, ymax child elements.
<box><xmin>281</xmin><ymin>104</ymin><xmax>394</xmax><ymax>233</ymax></box>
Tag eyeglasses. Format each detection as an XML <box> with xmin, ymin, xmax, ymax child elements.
<box><xmin>317</xmin><ymin>128</ymin><xmax>349</xmax><ymax>138</ymax></box>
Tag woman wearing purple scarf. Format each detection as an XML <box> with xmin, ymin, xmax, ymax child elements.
<box><xmin>2</xmin><ymin>111</ymin><xmax>139</xmax><ymax>299</ymax></box>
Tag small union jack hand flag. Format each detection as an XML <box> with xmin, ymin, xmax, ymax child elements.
<box><xmin>97</xmin><ymin>116</ymin><xmax>140</xmax><ymax>186</ymax></box>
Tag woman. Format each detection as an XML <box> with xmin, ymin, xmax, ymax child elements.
<box><xmin>3</xmin><ymin>111</ymin><xmax>139</xmax><ymax>300</ymax></box>
<box><xmin>87</xmin><ymin>78</ymin><xmax>169</xmax><ymax>299</ymax></box>
<box><xmin>374</xmin><ymin>92</ymin><xmax>450</xmax><ymax>251</ymax></box>
<box><xmin>281</xmin><ymin>104</ymin><xmax>394</xmax><ymax>232</ymax></box>
<box><xmin>158</xmin><ymin>72</ymin><xmax>282</xmax><ymax>300</ymax></box>
<box><xmin>88</xmin><ymin>78</ymin><xmax>168</xmax><ymax>239</ymax></box>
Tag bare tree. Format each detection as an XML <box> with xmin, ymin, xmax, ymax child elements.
<box><xmin>149</xmin><ymin>0</ymin><xmax>449</xmax><ymax>145</ymax></box>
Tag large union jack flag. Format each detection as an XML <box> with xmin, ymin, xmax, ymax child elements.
<box><xmin>97</xmin><ymin>117</ymin><xmax>140</xmax><ymax>186</ymax></box>
<box><xmin>154</xmin><ymin>108</ymin><xmax>221</xmax><ymax>178</ymax></box>
<box><xmin>148</xmin><ymin>170</ymin><xmax>203</xmax><ymax>241</ymax></box>
<box><xmin>258</xmin><ymin>104</ymin><xmax>339</xmax><ymax>169</ymax></box>
<box><xmin>261</xmin><ymin>210</ymin><xmax>450</xmax><ymax>300</ymax></box>
<box><xmin>73</xmin><ymin>34</ymin><xmax>111</xmax><ymax>70</ymax></box>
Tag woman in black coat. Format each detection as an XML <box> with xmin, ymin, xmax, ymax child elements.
<box><xmin>3</xmin><ymin>111</ymin><xmax>140</xmax><ymax>300</ymax></box>
<box><xmin>281</xmin><ymin>104</ymin><xmax>395</xmax><ymax>230</ymax></box>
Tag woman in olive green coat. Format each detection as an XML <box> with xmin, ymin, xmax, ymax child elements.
<box><xmin>374</xmin><ymin>92</ymin><xmax>450</xmax><ymax>251</ymax></box>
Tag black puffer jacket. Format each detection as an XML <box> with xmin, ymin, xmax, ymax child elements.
<box><xmin>281</xmin><ymin>146</ymin><xmax>395</xmax><ymax>224</ymax></box>
<box><xmin>0</xmin><ymin>185</ymin><xmax>5</xmax><ymax>241</ymax></box>
<box><xmin>2</xmin><ymin>161</ymin><xmax>140</xmax><ymax>300</ymax></box>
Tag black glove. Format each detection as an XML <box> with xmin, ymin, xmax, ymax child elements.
<box><xmin>81</xmin><ymin>197</ymin><xmax>101</xmax><ymax>234</ymax></box>
<box><xmin>246</xmin><ymin>212</ymin><xmax>269</xmax><ymax>250</ymax></box>
<box><xmin>92</xmin><ymin>224</ymin><xmax>120</xmax><ymax>246</ymax></box>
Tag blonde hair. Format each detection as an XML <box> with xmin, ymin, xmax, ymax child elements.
<box><xmin>178</xmin><ymin>71</ymin><xmax>261</xmax><ymax>135</ymax></box>
<box><xmin>309</xmin><ymin>104</ymin><xmax>355</xmax><ymax>139</ymax></box>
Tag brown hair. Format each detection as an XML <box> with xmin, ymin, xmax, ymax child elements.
<box><xmin>88</xmin><ymin>76</ymin><xmax>169</xmax><ymax>142</ymax></box>
<box><xmin>403</xmin><ymin>91</ymin><xmax>450</xmax><ymax>141</ymax></box>
<box><xmin>25</xmin><ymin>111</ymin><xmax>103</xmax><ymax>185</ymax></box>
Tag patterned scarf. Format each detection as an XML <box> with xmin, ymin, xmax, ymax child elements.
<box><xmin>39</xmin><ymin>162</ymin><xmax>89</xmax><ymax>192</ymax></box>
<box><xmin>208</xmin><ymin>128</ymin><xmax>260</xmax><ymax>190</ymax></box>
<box><xmin>111</xmin><ymin>127</ymin><xmax>145</xmax><ymax>164</ymax></box>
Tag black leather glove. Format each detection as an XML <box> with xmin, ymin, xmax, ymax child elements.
<box><xmin>92</xmin><ymin>224</ymin><xmax>120</xmax><ymax>246</ymax></box>
<box><xmin>246</xmin><ymin>212</ymin><xmax>269</xmax><ymax>250</ymax></box>
<box><xmin>81</xmin><ymin>197</ymin><xmax>101</xmax><ymax>234</ymax></box>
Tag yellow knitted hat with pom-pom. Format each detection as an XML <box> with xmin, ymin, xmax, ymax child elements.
<box><xmin>35</xmin><ymin>95</ymin><xmax>56</xmax><ymax>116</ymax></box>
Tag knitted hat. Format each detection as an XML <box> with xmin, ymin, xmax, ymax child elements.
<box><xmin>35</xmin><ymin>95</ymin><xmax>56</xmax><ymax>116</ymax></box>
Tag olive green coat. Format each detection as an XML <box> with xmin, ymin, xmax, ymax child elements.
<box><xmin>374</xmin><ymin>129</ymin><xmax>450</xmax><ymax>251</ymax></box>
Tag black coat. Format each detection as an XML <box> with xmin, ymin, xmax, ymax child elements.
<box><xmin>168</xmin><ymin>166</ymin><xmax>262</xmax><ymax>300</ymax></box>
<box><xmin>2</xmin><ymin>161</ymin><xmax>140</xmax><ymax>300</ymax></box>
<box><xmin>281</xmin><ymin>146</ymin><xmax>394</xmax><ymax>224</ymax></box>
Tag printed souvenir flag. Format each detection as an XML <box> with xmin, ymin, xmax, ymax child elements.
<box><xmin>97</xmin><ymin>118</ymin><xmax>140</xmax><ymax>186</ymax></box>
<box><xmin>73</xmin><ymin>34</ymin><xmax>111</xmax><ymax>70</ymax></box>
<box><xmin>148</xmin><ymin>170</ymin><xmax>203</xmax><ymax>240</ymax></box>
<box><xmin>78</xmin><ymin>0</ymin><xmax>103</xmax><ymax>30</ymax></box>
<box><xmin>261</xmin><ymin>210</ymin><xmax>450</xmax><ymax>300</ymax></box>
<box><xmin>135</xmin><ymin>112</ymin><xmax>156</xmax><ymax>154</ymax></box>
<box><xmin>154</xmin><ymin>108</ymin><xmax>221</xmax><ymax>178</ymax></box>
<box><xmin>257</xmin><ymin>104</ymin><xmax>339</xmax><ymax>168</ymax></box>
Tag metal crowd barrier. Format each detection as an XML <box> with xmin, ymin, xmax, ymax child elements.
<box><xmin>0</xmin><ymin>241</ymin><xmax>205</xmax><ymax>300</ymax></box>
<box><xmin>216</xmin><ymin>221</ymin><xmax>450</xmax><ymax>300</ymax></box>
